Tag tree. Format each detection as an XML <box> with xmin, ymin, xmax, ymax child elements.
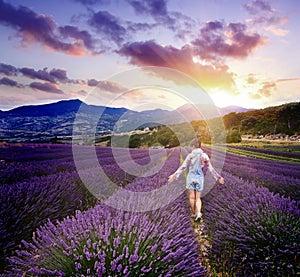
<box><xmin>223</xmin><ymin>112</ymin><xmax>242</xmax><ymax>130</ymax></box>
<box><xmin>226</xmin><ymin>130</ymin><xmax>242</xmax><ymax>143</ymax></box>
<box><xmin>129</xmin><ymin>135</ymin><xmax>141</xmax><ymax>148</ymax></box>
<box><xmin>168</xmin><ymin>134</ymin><xmax>180</xmax><ymax>147</ymax></box>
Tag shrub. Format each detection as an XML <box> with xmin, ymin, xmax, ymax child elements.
<box><xmin>203</xmin><ymin>172</ymin><xmax>300</xmax><ymax>276</ymax></box>
<box><xmin>7</xmin><ymin>202</ymin><xmax>206</xmax><ymax>276</ymax></box>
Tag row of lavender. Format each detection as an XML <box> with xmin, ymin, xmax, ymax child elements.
<box><xmin>1</xmin><ymin>144</ymin><xmax>206</xmax><ymax>276</ymax></box>
<box><xmin>203</xmin><ymin>172</ymin><xmax>300</xmax><ymax>276</ymax></box>
<box><xmin>200</xmin><ymin>146</ymin><xmax>300</xmax><ymax>276</ymax></box>
<box><xmin>7</xmin><ymin>199</ymin><xmax>204</xmax><ymax>276</ymax></box>
<box><xmin>0</xmin><ymin>145</ymin><xmax>156</xmax><ymax>270</ymax></box>
<box><xmin>1</xmin><ymin>145</ymin><xmax>153</xmax><ymax>185</ymax></box>
<box><xmin>203</xmin><ymin>146</ymin><xmax>300</xmax><ymax>201</ymax></box>
<box><xmin>2</xmin><ymin>143</ymin><xmax>299</xmax><ymax>276</ymax></box>
<box><xmin>225</xmin><ymin>144</ymin><xmax>300</xmax><ymax>160</ymax></box>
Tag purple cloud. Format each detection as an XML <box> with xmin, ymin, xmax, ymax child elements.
<box><xmin>126</xmin><ymin>21</ymin><xmax>156</xmax><ymax>33</ymax></box>
<box><xmin>87</xmin><ymin>79</ymin><xmax>99</xmax><ymax>86</ymax></box>
<box><xmin>192</xmin><ymin>21</ymin><xmax>265</xmax><ymax>61</ymax></box>
<box><xmin>97</xmin><ymin>80</ymin><xmax>127</xmax><ymax>93</ymax></box>
<box><xmin>118</xmin><ymin>40</ymin><xmax>235</xmax><ymax>91</ymax></box>
<box><xmin>19</xmin><ymin>67</ymin><xmax>75</xmax><ymax>84</ymax></box>
<box><xmin>128</xmin><ymin>0</ymin><xmax>168</xmax><ymax>17</ymax></box>
<box><xmin>118</xmin><ymin>40</ymin><xmax>172</xmax><ymax>66</ymax></box>
<box><xmin>49</xmin><ymin>69</ymin><xmax>68</xmax><ymax>82</ymax></box>
<box><xmin>72</xmin><ymin>0</ymin><xmax>108</xmax><ymax>5</ymax></box>
<box><xmin>88</xmin><ymin>10</ymin><xmax>127</xmax><ymax>45</ymax></box>
<box><xmin>88</xmin><ymin>78</ymin><xmax>127</xmax><ymax>93</ymax></box>
<box><xmin>244</xmin><ymin>0</ymin><xmax>288</xmax><ymax>34</ymax></box>
<box><xmin>244</xmin><ymin>0</ymin><xmax>273</xmax><ymax>15</ymax></box>
<box><xmin>1</xmin><ymin>62</ymin><xmax>96</xmax><ymax>89</ymax></box>
<box><xmin>127</xmin><ymin>0</ymin><xmax>175</xmax><ymax>28</ymax></box>
<box><xmin>0</xmin><ymin>63</ymin><xmax>18</xmax><ymax>76</ymax></box>
<box><xmin>59</xmin><ymin>25</ymin><xmax>95</xmax><ymax>50</ymax></box>
<box><xmin>20</xmin><ymin>67</ymin><xmax>56</xmax><ymax>83</ymax></box>
<box><xmin>0</xmin><ymin>77</ymin><xmax>23</xmax><ymax>88</ymax></box>
<box><xmin>0</xmin><ymin>0</ymin><xmax>99</xmax><ymax>55</ymax></box>
<box><xmin>29</xmin><ymin>82</ymin><xmax>64</xmax><ymax>94</ymax></box>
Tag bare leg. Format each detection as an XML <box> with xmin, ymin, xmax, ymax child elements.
<box><xmin>188</xmin><ymin>190</ymin><xmax>196</xmax><ymax>214</ymax></box>
<box><xmin>195</xmin><ymin>191</ymin><xmax>202</xmax><ymax>216</ymax></box>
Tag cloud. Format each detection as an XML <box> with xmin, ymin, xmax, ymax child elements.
<box><xmin>127</xmin><ymin>0</ymin><xmax>173</xmax><ymax>25</ymax></box>
<box><xmin>244</xmin><ymin>0</ymin><xmax>273</xmax><ymax>15</ymax></box>
<box><xmin>75</xmin><ymin>89</ymin><xmax>88</xmax><ymax>96</ymax></box>
<box><xmin>259</xmin><ymin>81</ymin><xmax>276</xmax><ymax>97</ymax></box>
<box><xmin>97</xmin><ymin>81</ymin><xmax>128</xmax><ymax>93</ymax></box>
<box><xmin>250</xmin><ymin>81</ymin><xmax>276</xmax><ymax>99</ymax></box>
<box><xmin>192</xmin><ymin>21</ymin><xmax>266</xmax><ymax>62</ymax></box>
<box><xmin>1</xmin><ymin>62</ymin><xmax>128</xmax><ymax>94</ymax></box>
<box><xmin>264</xmin><ymin>24</ymin><xmax>288</xmax><ymax>36</ymax></box>
<box><xmin>20</xmin><ymin>67</ymin><xmax>56</xmax><ymax>83</ymax></box>
<box><xmin>29</xmin><ymin>82</ymin><xmax>64</xmax><ymax>94</ymax></box>
<box><xmin>0</xmin><ymin>63</ymin><xmax>18</xmax><ymax>76</ymax></box>
<box><xmin>75</xmin><ymin>0</ymin><xmax>192</xmax><ymax>42</ymax></box>
<box><xmin>0</xmin><ymin>77</ymin><xmax>24</xmax><ymax>88</ymax></box>
<box><xmin>88</xmin><ymin>79</ymin><xmax>128</xmax><ymax>93</ymax></box>
<box><xmin>19</xmin><ymin>66</ymin><xmax>75</xmax><ymax>84</ymax></box>
<box><xmin>0</xmin><ymin>63</ymin><xmax>72</xmax><ymax>84</ymax></box>
<box><xmin>117</xmin><ymin>40</ymin><xmax>235</xmax><ymax>91</ymax></box>
<box><xmin>244</xmin><ymin>0</ymin><xmax>288</xmax><ymax>36</ymax></box>
<box><xmin>0</xmin><ymin>0</ymin><xmax>98</xmax><ymax>56</ymax></box>
<box><xmin>58</xmin><ymin>25</ymin><xmax>96</xmax><ymax>51</ymax></box>
<box><xmin>247</xmin><ymin>74</ymin><xmax>258</xmax><ymax>84</ymax></box>
<box><xmin>170</xmin><ymin>11</ymin><xmax>197</xmax><ymax>41</ymax></box>
<box><xmin>128</xmin><ymin>0</ymin><xmax>168</xmax><ymax>17</ymax></box>
<box><xmin>277</xmin><ymin>78</ymin><xmax>300</xmax><ymax>83</ymax></box>
<box><xmin>126</xmin><ymin>22</ymin><xmax>156</xmax><ymax>33</ymax></box>
<box><xmin>127</xmin><ymin>0</ymin><xmax>189</xmax><ymax>33</ymax></box>
<box><xmin>126</xmin><ymin>0</ymin><xmax>198</xmax><ymax>41</ymax></box>
<box><xmin>49</xmin><ymin>68</ymin><xmax>69</xmax><ymax>82</ymax></box>
<box><xmin>88</xmin><ymin>10</ymin><xmax>127</xmax><ymax>45</ymax></box>
<box><xmin>87</xmin><ymin>79</ymin><xmax>99</xmax><ymax>86</ymax></box>
<box><xmin>250</xmin><ymin>77</ymin><xmax>300</xmax><ymax>99</ymax></box>
<box><xmin>72</xmin><ymin>0</ymin><xmax>109</xmax><ymax>5</ymax></box>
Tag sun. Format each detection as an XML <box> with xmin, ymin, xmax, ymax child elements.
<box><xmin>209</xmin><ymin>88</ymin><xmax>255</xmax><ymax>108</ymax></box>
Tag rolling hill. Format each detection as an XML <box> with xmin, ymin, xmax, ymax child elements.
<box><xmin>1</xmin><ymin>99</ymin><xmax>297</xmax><ymax>143</ymax></box>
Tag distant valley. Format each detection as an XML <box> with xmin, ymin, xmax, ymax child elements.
<box><xmin>0</xmin><ymin>99</ymin><xmax>252</xmax><ymax>142</ymax></box>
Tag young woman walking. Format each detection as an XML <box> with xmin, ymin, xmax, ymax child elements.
<box><xmin>168</xmin><ymin>139</ymin><xmax>224</xmax><ymax>221</ymax></box>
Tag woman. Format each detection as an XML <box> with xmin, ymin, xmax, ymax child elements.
<box><xmin>168</xmin><ymin>139</ymin><xmax>224</xmax><ymax>221</ymax></box>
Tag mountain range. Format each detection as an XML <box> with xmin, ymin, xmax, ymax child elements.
<box><xmin>0</xmin><ymin>99</ymin><xmax>253</xmax><ymax>142</ymax></box>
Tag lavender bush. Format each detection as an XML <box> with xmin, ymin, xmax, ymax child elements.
<box><xmin>2</xmin><ymin>143</ymin><xmax>300</xmax><ymax>276</ymax></box>
<box><xmin>0</xmin><ymin>172</ymin><xmax>97</xmax><ymax>270</ymax></box>
<box><xmin>203</xmin><ymin>172</ymin><xmax>300</xmax><ymax>276</ymax></box>
<box><xmin>226</xmin><ymin>144</ymin><xmax>300</xmax><ymax>160</ymax></box>
<box><xmin>7</xmin><ymin>200</ymin><xmax>206</xmax><ymax>276</ymax></box>
<box><xmin>206</xmin><ymin>147</ymin><xmax>300</xmax><ymax>200</ymax></box>
<box><xmin>0</xmin><ymin>144</ymin><xmax>183</xmax><ymax>273</ymax></box>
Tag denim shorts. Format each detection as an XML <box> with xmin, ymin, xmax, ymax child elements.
<box><xmin>186</xmin><ymin>181</ymin><xmax>203</xmax><ymax>192</ymax></box>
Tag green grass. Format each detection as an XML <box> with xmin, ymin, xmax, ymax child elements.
<box><xmin>236</xmin><ymin>140</ymin><xmax>300</xmax><ymax>150</ymax></box>
<box><xmin>214</xmin><ymin>145</ymin><xmax>300</xmax><ymax>163</ymax></box>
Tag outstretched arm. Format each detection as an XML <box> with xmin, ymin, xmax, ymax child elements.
<box><xmin>168</xmin><ymin>153</ymin><xmax>192</xmax><ymax>183</ymax></box>
<box><xmin>202</xmin><ymin>153</ymin><xmax>224</xmax><ymax>184</ymax></box>
<box><xmin>206</xmin><ymin>161</ymin><xmax>224</xmax><ymax>184</ymax></box>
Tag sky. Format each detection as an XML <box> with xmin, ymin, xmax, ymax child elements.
<box><xmin>0</xmin><ymin>0</ymin><xmax>299</xmax><ymax>111</ymax></box>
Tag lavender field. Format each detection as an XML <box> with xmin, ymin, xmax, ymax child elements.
<box><xmin>0</xmin><ymin>143</ymin><xmax>299</xmax><ymax>276</ymax></box>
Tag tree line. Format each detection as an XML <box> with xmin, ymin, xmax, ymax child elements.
<box><xmin>97</xmin><ymin>102</ymin><xmax>300</xmax><ymax>148</ymax></box>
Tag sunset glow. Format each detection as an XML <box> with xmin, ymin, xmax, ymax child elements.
<box><xmin>0</xmin><ymin>0</ymin><xmax>299</xmax><ymax>111</ymax></box>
